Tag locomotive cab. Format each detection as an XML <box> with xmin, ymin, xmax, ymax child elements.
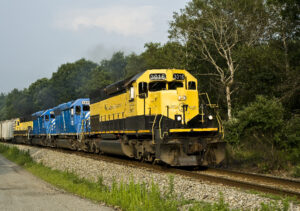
<box><xmin>69</xmin><ymin>98</ymin><xmax>90</xmax><ymax>133</ymax></box>
<box><xmin>41</xmin><ymin>109</ymin><xmax>56</xmax><ymax>135</ymax></box>
<box><xmin>129</xmin><ymin>69</ymin><xmax>220</xmax><ymax>131</ymax></box>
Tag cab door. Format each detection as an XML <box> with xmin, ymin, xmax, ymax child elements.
<box><xmin>74</xmin><ymin>105</ymin><xmax>82</xmax><ymax>133</ymax></box>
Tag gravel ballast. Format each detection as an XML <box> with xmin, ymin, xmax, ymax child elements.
<box><xmin>10</xmin><ymin>144</ymin><xmax>299</xmax><ymax>210</ymax></box>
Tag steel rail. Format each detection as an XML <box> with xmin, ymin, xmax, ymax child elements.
<box><xmin>205</xmin><ymin>168</ymin><xmax>300</xmax><ymax>190</ymax></box>
<box><xmin>3</xmin><ymin>142</ymin><xmax>300</xmax><ymax>200</ymax></box>
<box><xmin>54</xmin><ymin>148</ymin><xmax>300</xmax><ymax>200</ymax></box>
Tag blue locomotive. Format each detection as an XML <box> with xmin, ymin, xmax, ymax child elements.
<box><xmin>29</xmin><ymin>98</ymin><xmax>90</xmax><ymax>147</ymax></box>
<box><xmin>54</xmin><ymin>98</ymin><xmax>90</xmax><ymax>135</ymax></box>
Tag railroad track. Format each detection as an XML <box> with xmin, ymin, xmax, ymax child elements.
<box><xmin>4</xmin><ymin>142</ymin><xmax>300</xmax><ymax>200</ymax></box>
<box><xmin>192</xmin><ymin>168</ymin><xmax>300</xmax><ymax>200</ymax></box>
<box><xmin>55</xmin><ymin>148</ymin><xmax>300</xmax><ymax>200</ymax></box>
<box><xmin>202</xmin><ymin>168</ymin><xmax>300</xmax><ymax>194</ymax></box>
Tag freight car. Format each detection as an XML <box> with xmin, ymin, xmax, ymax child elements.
<box><xmin>0</xmin><ymin>69</ymin><xmax>225</xmax><ymax>167</ymax></box>
<box><xmin>0</xmin><ymin>119</ymin><xmax>17</xmax><ymax>141</ymax></box>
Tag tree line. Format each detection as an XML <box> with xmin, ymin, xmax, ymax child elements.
<box><xmin>0</xmin><ymin>0</ymin><xmax>299</xmax><ymax>173</ymax></box>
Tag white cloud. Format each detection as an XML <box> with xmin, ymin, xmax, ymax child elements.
<box><xmin>55</xmin><ymin>6</ymin><xmax>155</xmax><ymax>36</ymax></box>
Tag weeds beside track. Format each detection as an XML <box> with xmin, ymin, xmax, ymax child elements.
<box><xmin>0</xmin><ymin>142</ymin><xmax>297</xmax><ymax>210</ymax></box>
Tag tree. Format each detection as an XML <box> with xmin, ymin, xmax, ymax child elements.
<box><xmin>101</xmin><ymin>52</ymin><xmax>127</xmax><ymax>81</ymax></box>
<box><xmin>125</xmin><ymin>53</ymin><xmax>146</xmax><ymax>78</ymax></box>
<box><xmin>27</xmin><ymin>78</ymin><xmax>54</xmax><ymax>110</ymax></box>
<box><xmin>51</xmin><ymin>59</ymin><xmax>98</xmax><ymax>104</ymax></box>
<box><xmin>0</xmin><ymin>93</ymin><xmax>7</xmax><ymax>120</ymax></box>
<box><xmin>141</xmin><ymin>42</ymin><xmax>186</xmax><ymax>70</ymax></box>
<box><xmin>4</xmin><ymin>89</ymin><xmax>31</xmax><ymax>119</ymax></box>
<box><xmin>234</xmin><ymin>44</ymin><xmax>285</xmax><ymax>108</ymax></box>
<box><xmin>82</xmin><ymin>66</ymin><xmax>112</xmax><ymax>96</ymax></box>
<box><xmin>266</xmin><ymin>0</ymin><xmax>300</xmax><ymax>73</ymax></box>
<box><xmin>169</xmin><ymin>0</ymin><xmax>269</xmax><ymax>120</ymax></box>
<box><xmin>265</xmin><ymin>0</ymin><xmax>300</xmax><ymax>112</ymax></box>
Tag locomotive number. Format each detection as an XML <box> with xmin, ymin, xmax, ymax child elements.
<box><xmin>173</xmin><ymin>74</ymin><xmax>185</xmax><ymax>80</ymax></box>
<box><xmin>82</xmin><ymin>101</ymin><xmax>90</xmax><ymax>105</ymax></box>
<box><xmin>149</xmin><ymin>73</ymin><xmax>166</xmax><ymax>80</ymax></box>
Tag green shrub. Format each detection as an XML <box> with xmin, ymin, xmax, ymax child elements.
<box><xmin>226</xmin><ymin>95</ymin><xmax>284</xmax><ymax>147</ymax></box>
<box><xmin>224</xmin><ymin>118</ymin><xmax>241</xmax><ymax>145</ymax></box>
<box><xmin>225</xmin><ymin>96</ymin><xmax>300</xmax><ymax>173</ymax></box>
<box><xmin>283</xmin><ymin>115</ymin><xmax>300</xmax><ymax>165</ymax></box>
<box><xmin>292</xmin><ymin>165</ymin><xmax>300</xmax><ymax>178</ymax></box>
<box><xmin>224</xmin><ymin>96</ymin><xmax>288</xmax><ymax>170</ymax></box>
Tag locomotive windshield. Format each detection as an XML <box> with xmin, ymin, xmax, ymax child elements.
<box><xmin>168</xmin><ymin>82</ymin><xmax>183</xmax><ymax>90</ymax></box>
<box><xmin>149</xmin><ymin>81</ymin><xmax>185</xmax><ymax>91</ymax></box>
<box><xmin>83</xmin><ymin>105</ymin><xmax>90</xmax><ymax>111</ymax></box>
<box><xmin>149</xmin><ymin>82</ymin><xmax>166</xmax><ymax>91</ymax></box>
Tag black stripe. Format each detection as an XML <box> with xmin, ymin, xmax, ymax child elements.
<box><xmin>90</xmin><ymin>115</ymin><xmax>185</xmax><ymax>133</ymax></box>
<box><xmin>14</xmin><ymin>130</ymin><xmax>28</xmax><ymax>135</ymax></box>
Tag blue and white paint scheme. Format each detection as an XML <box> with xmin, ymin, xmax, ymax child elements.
<box><xmin>31</xmin><ymin>110</ymin><xmax>44</xmax><ymax>135</ymax></box>
<box><xmin>53</xmin><ymin>101</ymin><xmax>74</xmax><ymax>134</ymax></box>
<box><xmin>53</xmin><ymin>98</ymin><xmax>90</xmax><ymax>135</ymax></box>
<box><xmin>41</xmin><ymin>109</ymin><xmax>55</xmax><ymax>135</ymax></box>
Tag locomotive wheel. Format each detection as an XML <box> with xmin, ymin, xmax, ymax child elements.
<box><xmin>145</xmin><ymin>154</ymin><xmax>154</xmax><ymax>163</ymax></box>
<box><xmin>135</xmin><ymin>152</ymin><xmax>142</xmax><ymax>161</ymax></box>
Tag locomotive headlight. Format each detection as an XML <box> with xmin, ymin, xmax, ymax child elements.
<box><xmin>175</xmin><ymin>115</ymin><xmax>182</xmax><ymax>122</ymax></box>
<box><xmin>178</xmin><ymin>95</ymin><xmax>187</xmax><ymax>101</ymax></box>
<box><xmin>208</xmin><ymin>115</ymin><xmax>213</xmax><ymax>120</ymax></box>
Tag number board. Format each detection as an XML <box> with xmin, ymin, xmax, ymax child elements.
<box><xmin>149</xmin><ymin>73</ymin><xmax>166</xmax><ymax>80</ymax></box>
<box><xmin>173</xmin><ymin>73</ymin><xmax>185</xmax><ymax>80</ymax></box>
<box><xmin>82</xmin><ymin>101</ymin><xmax>90</xmax><ymax>105</ymax></box>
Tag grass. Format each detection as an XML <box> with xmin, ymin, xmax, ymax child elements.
<box><xmin>245</xmin><ymin>189</ymin><xmax>299</xmax><ymax>206</ymax></box>
<box><xmin>0</xmin><ymin>143</ymin><xmax>295</xmax><ymax>211</ymax></box>
<box><xmin>225</xmin><ymin>144</ymin><xmax>288</xmax><ymax>174</ymax></box>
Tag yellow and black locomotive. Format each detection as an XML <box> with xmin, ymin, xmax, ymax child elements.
<box><xmin>89</xmin><ymin>69</ymin><xmax>225</xmax><ymax>166</ymax></box>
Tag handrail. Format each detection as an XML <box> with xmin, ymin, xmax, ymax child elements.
<box><xmin>199</xmin><ymin>93</ymin><xmax>218</xmax><ymax>108</ymax></box>
<box><xmin>151</xmin><ymin>114</ymin><xmax>158</xmax><ymax>144</ymax></box>
<box><xmin>199</xmin><ymin>92</ymin><xmax>223</xmax><ymax>137</ymax></box>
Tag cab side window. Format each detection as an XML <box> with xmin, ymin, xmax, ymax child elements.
<box><xmin>138</xmin><ymin>82</ymin><xmax>148</xmax><ymax>98</ymax></box>
<box><xmin>75</xmin><ymin>106</ymin><xmax>81</xmax><ymax>115</ymax></box>
<box><xmin>45</xmin><ymin>115</ymin><xmax>49</xmax><ymax>121</ymax></box>
<box><xmin>188</xmin><ymin>81</ymin><xmax>196</xmax><ymax>90</ymax></box>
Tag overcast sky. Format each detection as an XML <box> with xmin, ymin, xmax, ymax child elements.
<box><xmin>0</xmin><ymin>0</ymin><xmax>190</xmax><ymax>93</ymax></box>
